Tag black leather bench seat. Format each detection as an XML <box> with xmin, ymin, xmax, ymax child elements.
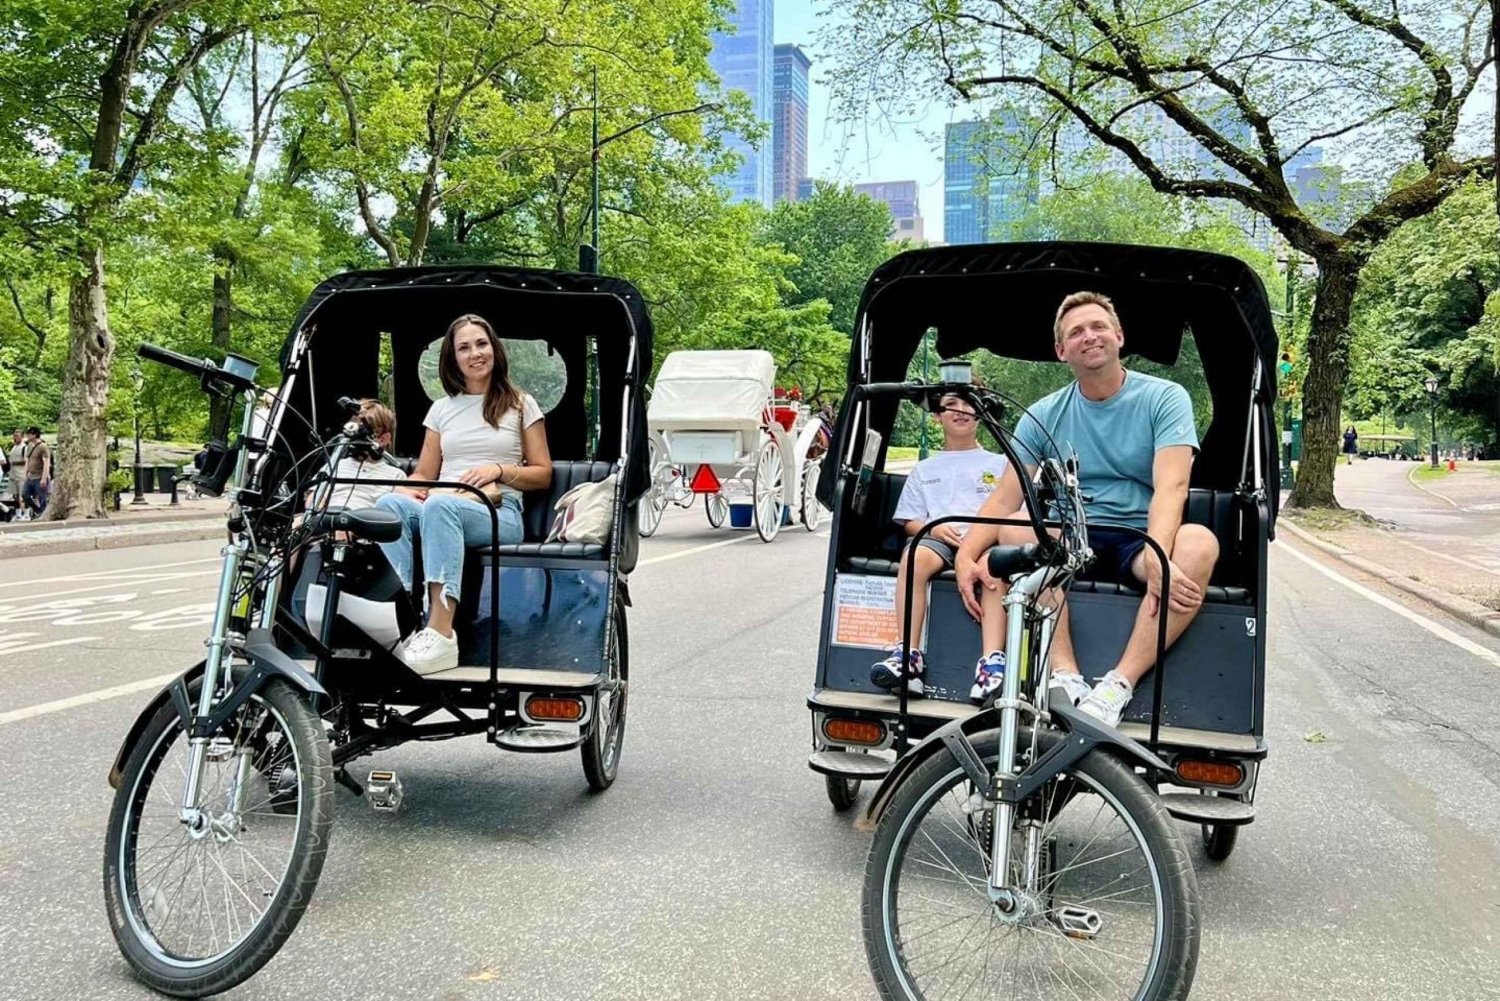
<box><xmin>469</xmin><ymin>459</ymin><xmax>615</xmax><ymax>562</ymax></box>
<box><xmin>842</xmin><ymin>556</ymin><xmax>1251</xmax><ymax>604</ymax></box>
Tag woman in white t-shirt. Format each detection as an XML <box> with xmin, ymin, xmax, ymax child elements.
<box><xmin>376</xmin><ymin>314</ymin><xmax>552</xmax><ymax>672</ymax></box>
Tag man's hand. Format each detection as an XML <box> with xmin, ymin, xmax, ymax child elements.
<box><xmin>956</xmin><ymin>553</ymin><xmax>998</xmax><ymax>622</ymax></box>
<box><xmin>929</xmin><ymin>522</ymin><xmax>963</xmax><ymax>547</ymax></box>
<box><xmin>1142</xmin><ymin>550</ymin><xmax>1202</xmax><ymax>617</ymax></box>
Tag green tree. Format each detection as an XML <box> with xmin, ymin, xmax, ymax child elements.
<box><xmin>761</xmin><ymin>182</ymin><xmax>904</xmax><ymax>333</ymax></box>
<box><xmin>824</xmin><ymin>0</ymin><xmax>1495</xmax><ymax>508</ymax></box>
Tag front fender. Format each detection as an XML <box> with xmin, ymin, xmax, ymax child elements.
<box><xmin>108</xmin><ymin>662</ymin><xmax>205</xmax><ymax>789</ymax></box>
<box><xmin>861</xmin><ymin>703</ymin><xmax>1174</xmax><ymax>827</ymax></box>
<box><xmin>106</xmin><ymin>630</ymin><xmax>326</xmax><ymax>789</ymax></box>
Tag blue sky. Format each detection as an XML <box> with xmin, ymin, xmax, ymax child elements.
<box><xmin>775</xmin><ymin>0</ymin><xmax>955</xmax><ymax>240</ymax></box>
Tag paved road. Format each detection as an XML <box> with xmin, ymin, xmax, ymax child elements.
<box><xmin>1335</xmin><ymin>458</ymin><xmax>1500</xmax><ymax>575</ymax></box>
<box><xmin>2</xmin><ymin>511</ymin><xmax>1499</xmax><ymax>1000</ymax></box>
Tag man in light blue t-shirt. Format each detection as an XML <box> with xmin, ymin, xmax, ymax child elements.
<box><xmin>954</xmin><ymin>291</ymin><xmax>1220</xmax><ymax>726</ymax></box>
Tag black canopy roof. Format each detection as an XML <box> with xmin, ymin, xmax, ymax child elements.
<box><xmin>274</xmin><ymin>266</ymin><xmax>653</xmax><ymax>501</ymax></box>
<box><xmin>829</xmin><ymin>241</ymin><xmax>1280</xmax><ymax>516</ymax></box>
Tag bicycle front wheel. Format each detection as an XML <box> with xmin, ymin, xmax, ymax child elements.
<box><xmin>862</xmin><ymin>730</ymin><xmax>1198</xmax><ymax>1001</ymax></box>
<box><xmin>104</xmin><ymin>677</ymin><xmax>333</xmax><ymax>997</ymax></box>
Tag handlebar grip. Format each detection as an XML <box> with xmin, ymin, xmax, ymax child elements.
<box><xmin>987</xmin><ymin>542</ymin><xmax>1044</xmax><ymax>580</ymax></box>
<box><xmin>856</xmin><ymin>382</ymin><xmax>923</xmax><ymax>400</ymax></box>
<box><xmin>138</xmin><ymin>343</ymin><xmax>214</xmax><ymax>380</ymax></box>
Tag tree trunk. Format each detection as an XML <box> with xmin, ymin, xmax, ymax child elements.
<box><xmin>50</xmin><ymin>247</ymin><xmax>114</xmax><ymax>520</ymax></box>
<box><xmin>1287</xmin><ymin>254</ymin><xmax>1362</xmax><ymax>509</ymax></box>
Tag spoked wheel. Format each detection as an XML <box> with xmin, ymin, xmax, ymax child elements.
<box><xmin>753</xmin><ymin>440</ymin><xmax>785</xmax><ymax>542</ymax></box>
<box><xmin>800</xmin><ymin>461</ymin><xmax>823</xmax><ymax>532</ymax></box>
<box><xmin>104</xmin><ymin>677</ymin><xmax>333</xmax><ymax>997</ymax></box>
<box><xmin>582</xmin><ymin>606</ymin><xmax>629</xmax><ymax>791</ymax></box>
<box><xmin>638</xmin><ymin>436</ymin><xmax>669</xmax><ymax>538</ymax></box>
<box><xmin>863</xmin><ymin>729</ymin><xmax>1199</xmax><ymax>1001</ymax></box>
<box><xmin>705</xmin><ymin>492</ymin><xmax>729</xmax><ymax>528</ymax></box>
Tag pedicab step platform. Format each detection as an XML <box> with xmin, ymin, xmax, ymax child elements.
<box><xmin>808</xmin><ymin>688</ymin><xmax>1266</xmax><ymax>754</ymax></box>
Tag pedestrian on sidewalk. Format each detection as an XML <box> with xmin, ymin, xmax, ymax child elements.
<box><xmin>1342</xmin><ymin>425</ymin><xmax>1358</xmax><ymax>465</ymax></box>
<box><xmin>21</xmin><ymin>426</ymin><xmax>50</xmax><ymax>518</ymax></box>
<box><xmin>5</xmin><ymin>429</ymin><xmax>25</xmax><ymax>503</ymax></box>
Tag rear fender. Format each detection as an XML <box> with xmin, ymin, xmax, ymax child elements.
<box><xmin>106</xmin><ymin>629</ymin><xmax>327</xmax><ymax>789</ymax></box>
<box><xmin>861</xmin><ymin>703</ymin><xmax>1174</xmax><ymax>826</ymax></box>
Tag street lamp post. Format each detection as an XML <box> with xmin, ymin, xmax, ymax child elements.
<box><xmin>1424</xmin><ymin>376</ymin><xmax>1439</xmax><ymax>468</ymax></box>
<box><xmin>917</xmin><ymin>328</ymin><xmax>932</xmax><ymax>460</ymax></box>
<box><xmin>131</xmin><ymin>365</ymin><xmax>148</xmax><ymax>505</ymax></box>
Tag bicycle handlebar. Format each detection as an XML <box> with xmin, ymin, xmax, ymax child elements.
<box><xmin>137</xmin><ymin>343</ymin><xmax>259</xmax><ymax>393</ymax></box>
<box><xmin>138</xmin><ymin>343</ymin><xmax>216</xmax><ymax>380</ymax></box>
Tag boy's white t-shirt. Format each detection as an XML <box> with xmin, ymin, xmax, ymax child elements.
<box><xmin>423</xmin><ymin>392</ymin><xmax>545</xmax><ymax>498</ymax></box>
<box><xmin>893</xmin><ymin>447</ymin><xmax>1010</xmax><ymax>539</ymax></box>
<box><xmin>327</xmin><ymin>455</ymin><xmax>405</xmax><ymax>509</ymax></box>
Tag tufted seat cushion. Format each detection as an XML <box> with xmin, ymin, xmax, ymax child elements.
<box><xmin>492</xmin><ymin>541</ymin><xmax>605</xmax><ymax>559</ymax></box>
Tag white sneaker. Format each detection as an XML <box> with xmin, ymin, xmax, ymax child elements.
<box><xmin>1048</xmin><ymin>670</ymin><xmax>1093</xmax><ymax>708</ymax></box>
<box><xmin>1077</xmin><ymin>671</ymin><xmax>1134</xmax><ymax>727</ymax></box>
<box><xmin>399</xmin><ymin>627</ymin><xmax>459</xmax><ymax>675</ymax></box>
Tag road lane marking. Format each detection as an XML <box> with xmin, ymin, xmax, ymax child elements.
<box><xmin>1279</xmin><ymin>540</ymin><xmax>1500</xmax><ymax>669</ymax></box>
<box><xmin>0</xmin><ymin>556</ymin><xmax>220</xmax><ymax>589</ymax></box>
<box><xmin>0</xmin><ymin>571</ymin><xmax>220</xmax><ymax>601</ymax></box>
<box><xmin>637</xmin><ymin>532</ymin><xmax>767</xmax><ymax>567</ymax></box>
<box><xmin>0</xmin><ymin>671</ymin><xmax>178</xmax><ymax>726</ymax></box>
<box><xmin>0</xmin><ymin>634</ymin><xmax>101</xmax><ymax>656</ymax></box>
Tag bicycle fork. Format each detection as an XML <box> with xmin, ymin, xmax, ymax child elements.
<box><xmin>987</xmin><ymin>572</ymin><xmax>1059</xmax><ymax>916</ymax></box>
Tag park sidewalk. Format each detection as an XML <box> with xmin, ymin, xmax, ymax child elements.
<box><xmin>0</xmin><ymin>494</ymin><xmax>225</xmax><ymax>559</ymax></box>
<box><xmin>1279</xmin><ymin>458</ymin><xmax>1500</xmax><ymax>638</ymax></box>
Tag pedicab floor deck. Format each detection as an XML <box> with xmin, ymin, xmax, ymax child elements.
<box><xmin>808</xmin><ymin>688</ymin><xmax>1264</xmax><ymax>754</ymax></box>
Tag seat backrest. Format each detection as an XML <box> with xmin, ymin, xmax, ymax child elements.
<box><xmin>524</xmin><ymin>460</ymin><xmax>614</xmax><ymax>541</ymax></box>
<box><xmin>837</xmin><ymin>471</ymin><xmax>908</xmax><ymax>563</ymax></box>
<box><xmin>1183</xmin><ymin>487</ymin><xmax>1250</xmax><ymax>588</ymax></box>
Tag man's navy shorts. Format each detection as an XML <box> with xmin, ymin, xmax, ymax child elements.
<box><xmin>1087</xmin><ymin>526</ymin><xmax>1148</xmax><ymax>584</ymax></box>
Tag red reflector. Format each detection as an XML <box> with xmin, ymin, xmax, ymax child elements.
<box><xmin>527</xmin><ymin>696</ymin><xmax>584</xmax><ymax>722</ymax></box>
<box><xmin>824</xmin><ymin>718</ymin><xmax>885</xmax><ymax>746</ymax></box>
<box><xmin>1175</xmin><ymin>759</ymin><xmax>1243</xmax><ymax>787</ymax></box>
<box><xmin>689</xmin><ymin>464</ymin><xmax>721</xmax><ymax>493</ymax></box>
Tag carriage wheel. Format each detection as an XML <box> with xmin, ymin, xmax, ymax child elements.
<box><xmin>753</xmin><ymin>440</ymin><xmax>785</xmax><ymax>542</ymax></box>
<box><xmin>705</xmin><ymin>492</ymin><xmax>729</xmax><ymax>528</ymax></box>
<box><xmin>582</xmin><ymin>604</ymin><xmax>628</xmax><ymax>791</ymax></box>
<box><xmin>638</xmin><ymin>436</ymin><xmax>668</xmax><ymax>538</ymax></box>
<box><xmin>800</xmin><ymin>461</ymin><xmax>823</xmax><ymax>531</ymax></box>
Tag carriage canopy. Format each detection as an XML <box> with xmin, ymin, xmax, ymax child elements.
<box><xmin>647</xmin><ymin>349</ymin><xmax>776</xmax><ymax>435</ymax></box>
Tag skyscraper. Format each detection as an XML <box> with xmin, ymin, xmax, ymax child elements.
<box><xmin>855</xmin><ymin>180</ymin><xmax>925</xmax><ymax>242</ymax></box>
<box><xmin>709</xmin><ymin>0</ymin><xmax>774</xmax><ymax>207</ymax></box>
<box><xmin>773</xmin><ymin>44</ymin><xmax>811</xmax><ymax>204</ymax></box>
<box><xmin>944</xmin><ymin>113</ymin><xmax>1035</xmax><ymax>244</ymax></box>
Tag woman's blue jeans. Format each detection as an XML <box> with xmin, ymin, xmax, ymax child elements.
<box><xmin>375</xmin><ymin>491</ymin><xmax>524</xmax><ymax>609</ymax></box>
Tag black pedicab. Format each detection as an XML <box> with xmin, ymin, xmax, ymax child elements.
<box><xmin>806</xmin><ymin>243</ymin><xmax>1280</xmax><ymax>1000</ymax></box>
<box><xmin>102</xmin><ymin>266</ymin><xmax>650</xmax><ymax>998</ymax></box>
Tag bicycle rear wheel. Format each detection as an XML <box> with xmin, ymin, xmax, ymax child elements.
<box><xmin>104</xmin><ymin>677</ymin><xmax>333</xmax><ymax>997</ymax></box>
<box><xmin>862</xmin><ymin>730</ymin><xmax>1198</xmax><ymax>1001</ymax></box>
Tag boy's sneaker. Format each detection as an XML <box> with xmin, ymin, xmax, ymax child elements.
<box><xmin>1047</xmin><ymin>670</ymin><xmax>1093</xmax><ymax>708</ymax></box>
<box><xmin>399</xmin><ymin>627</ymin><xmax>459</xmax><ymax>675</ymax></box>
<box><xmin>1077</xmin><ymin>671</ymin><xmax>1134</xmax><ymax>727</ymax></box>
<box><xmin>969</xmin><ymin>650</ymin><xmax>1006</xmax><ymax>704</ymax></box>
<box><xmin>870</xmin><ymin>645</ymin><xmax>926</xmax><ymax>697</ymax></box>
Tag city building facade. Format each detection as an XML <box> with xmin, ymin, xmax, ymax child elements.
<box><xmin>709</xmin><ymin>0</ymin><xmax>774</xmax><ymax>206</ymax></box>
<box><xmin>772</xmin><ymin>44</ymin><xmax>811</xmax><ymax>204</ymax></box>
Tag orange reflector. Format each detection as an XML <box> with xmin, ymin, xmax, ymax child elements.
<box><xmin>689</xmin><ymin>464</ymin><xmax>721</xmax><ymax>493</ymax></box>
<box><xmin>527</xmin><ymin>696</ymin><xmax>584</xmax><ymax>722</ymax></box>
<box><xmin>824</xmin><ymin>718</ymin><xmax>885</xmax><ymax>746</ymax></box>
<box><xmin>1175</xmin><ymin>759</ymin><xmax>1243</xmax><ymax>787</ymax></box>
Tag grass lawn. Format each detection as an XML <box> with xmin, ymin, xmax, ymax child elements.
<box><xmin>1408</xmin><ymin>464</ymin><xmax>1453</xmax><ymax>482</ymax></box>
<box><xmin>887</xmin><ymin>446</ymin><xmax>920</xmax><ymax>461</ymax></box>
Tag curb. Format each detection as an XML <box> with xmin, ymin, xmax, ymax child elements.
<box><xmin>1279</xmin><ymin>519</ymin><xmax>1500</xmax><ymax>639</ymax></box>
<box><xmin>0</xmin><ymin>520</ymin><xmax>224</xmax><ymax>559</ymax></box>
<box><xmin>0</xmin><ymin>506</ymin><xmax>220</xmax><ymax>536</ymax></box>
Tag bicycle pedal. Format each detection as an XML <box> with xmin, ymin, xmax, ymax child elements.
<box><xmin>365</xmin><ymin>769</ymin><xmax>403</xmax><ymax>812</ymax></box>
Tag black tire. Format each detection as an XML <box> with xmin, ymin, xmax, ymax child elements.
<box><xmin>863</xmin><ymin>729</ymin><xmax>1199</xmax><ymax>1001</ymax></box>
<box><xmin>826</xmin><ymin>774</ymin><xmax>861</xmax><ymax>812</ymax></box>
<box><xmin>104</xmin><ymin>678</ymin><xmax>333</xmax><ymax>998</ymax></box>
<box><xmin>582</xmin><ymin>605</ymin><xmax>628</xmax><ymax>791</ymax></box>
<box><xmin>1201</xmin><ymin>823</ymin><xmax>1238</xmax><ymax>861</ymax></box>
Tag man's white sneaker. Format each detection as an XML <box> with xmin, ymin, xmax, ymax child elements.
<box><xmin>399</xmin><ymin>627</ymin><xmax>459</xmax><ymax>675</ymax></box>
<box><xmin>1077</xmin><ymin>671</ymin><xmax>1134</xmax><ymax>727</ymax></box>
<box><xmin>1048</xmin><ymin>670</ymin><xmax>1093</xmax><ymax>708</ymax></box>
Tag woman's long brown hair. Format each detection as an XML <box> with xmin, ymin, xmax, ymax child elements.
<box><xmin>438</xmin><ymin>314</ymin><xmax>521</xmax><ymax>428</ymax></box>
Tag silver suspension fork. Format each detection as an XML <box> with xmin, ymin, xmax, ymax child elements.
<box><xmin>180</xmin><ymin>390</ymin><xmax>259</xmax><ymax>826</ymax></box>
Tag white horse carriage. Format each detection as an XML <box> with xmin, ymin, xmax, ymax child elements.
<box><xmin>640</xmin><ymin>349</ymin><xmax>826</xmax><ymax>541</ymax></box>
